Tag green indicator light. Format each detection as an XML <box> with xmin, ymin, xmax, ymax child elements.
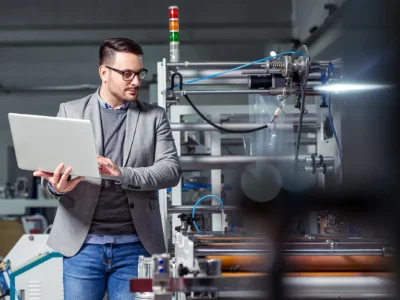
<box><xmin>169</xmin><ymin>31</ymin><xmax>180</xmax><ymax>42</ymax></box>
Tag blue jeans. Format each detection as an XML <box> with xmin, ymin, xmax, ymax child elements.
<box><xmin>63</xmin><ymin>242</ymin><xmax>149</xmax><ymax>300</ymax></box>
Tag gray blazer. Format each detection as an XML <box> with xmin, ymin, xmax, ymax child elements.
<box><xmin>42</xmin><ymin>93</ymin><xmax>181</xmax><ymax>257</ymax></box>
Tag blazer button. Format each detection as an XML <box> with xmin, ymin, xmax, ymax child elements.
<box><xmin>130</xmin><ymin>203</ymin><xmax>135</xmax><ymax>209</ymax></box>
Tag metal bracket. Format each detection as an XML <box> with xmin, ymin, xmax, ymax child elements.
<box><xmin>304</xmin><ymin>234</ymin><xmax>315</xmax><ymax>240</ymax></box>
<box><xmin>326</xmin><ymin>240</ymin><xmax>337</xmax><ymax>249</ymax></box>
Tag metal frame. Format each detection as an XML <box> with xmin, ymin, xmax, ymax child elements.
<box><xmin>157</xmin><ymin>59</ymin><xmax>169</xmax><ymax>249</ymax></box>
<box><xmin>8</xmin><ymin>252</ymin><xmax>62</xmax><ymax>300</ymax></box>
<box><xmin>130</xmin><ymin>276</ymin><xmax>395</xmax><ymax>298</ymax></box>
<box><xmin>169</xmin><ymin>105</ymin><xmax>253</xmax><ymax>235</ymax></box>
<box><xmin>3</xmin><ymin>235</ymin><xmax>63</xmax><ymax>300</ymax></box>
<box><xmin>157</xmin><ymin>102</ymin><xmax>317</xmax><ymax>245</ymax></box>
<box><xmin>157</xmin><ymin>56</ymin><xmax>332</xmax><ymax>248</ymax></box>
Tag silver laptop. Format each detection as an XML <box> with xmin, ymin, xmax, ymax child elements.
<box><xmin>8</xmin><ymin>113</ymin><xmax>121</xmax><ymax>180</ymax></box>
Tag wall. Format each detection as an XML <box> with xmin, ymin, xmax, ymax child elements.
<box><xmin>291</xmin><ymin>0</ymin><xmax>348</xmax><ymax>44</ymax></box>
<box><xmin>0</xmin><ymin>0</ymin><xmax>293</xmax><ymax>88</ymax></box>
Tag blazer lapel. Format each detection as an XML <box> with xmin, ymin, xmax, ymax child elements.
<box><xmin>123</xmin><ymin>102</ymin><xmax>141</xmax><ymax>166</ymax></box>
<box><xmin>86</xmin><ymin>94</ymin><xmax>104</xmax><ymax>156</ymax></box>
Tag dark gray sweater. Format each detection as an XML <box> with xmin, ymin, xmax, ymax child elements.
<box><xmin>89</xmin><ymin>106</ymin><xmax>136</xmax><ymax>235</ymax></box>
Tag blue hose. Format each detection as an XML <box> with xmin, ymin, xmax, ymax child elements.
<box><xmin>5</xmin><ymin>260</ymin><xmax>21</xmax><ymax>300</ymax></box>
<box><xmin>0</xmin><ymin>272</ymin><xmax>9</xmax><ymax>296</ymax></box>
<box><xmin>192</xmin><ymin>194</ymin><xmax>224</xmax><ymax>232</ymax></box>
<box><xmin>171</xmin><ymin>51</ymin><xmax>305</xmax><ymax>89</ymax></box>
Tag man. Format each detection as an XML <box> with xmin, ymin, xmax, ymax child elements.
<box><xmin>33</xmin><ymin>38</ymin><xmax>181</xmax><ymax>300</ymax></box>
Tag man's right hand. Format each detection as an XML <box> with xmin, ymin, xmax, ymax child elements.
<box><xmin>33</xmin><ymin>163</ymin><xmax>85</xmax><ymax>194</ymax></box>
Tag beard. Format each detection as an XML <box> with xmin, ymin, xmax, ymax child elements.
<box><xmin>108</xmin><ymin>83</ymin><xmax>140</xmax><ymax>102</ymax></box>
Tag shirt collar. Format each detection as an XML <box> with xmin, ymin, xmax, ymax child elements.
<box><xmin>97</xmin><ymin>87</ymin><xmax>132</xmax><ymax>111</ymax></box>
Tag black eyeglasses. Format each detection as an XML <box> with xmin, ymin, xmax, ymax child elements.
<box><xmin>106</xmin><ymin>66</ymin><xmax>148</xmax><ymax>81</ymax></box>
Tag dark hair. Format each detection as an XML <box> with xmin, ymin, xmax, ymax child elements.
<box><xmin>99</xmin><ymin>38</ymin><xmax>143</xmax><ymax>66</ymax></box>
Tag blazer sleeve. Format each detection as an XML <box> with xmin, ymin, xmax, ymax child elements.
<box><xmin>120</xmin><ymin>108</ymin><xmax>181</xmax><ymax>191</ymax></box>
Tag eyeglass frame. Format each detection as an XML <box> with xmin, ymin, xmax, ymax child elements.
<box><xmin>105</xmin><ymin>66</ymin><xmax>148</xmax><ymax>81</ymax></box>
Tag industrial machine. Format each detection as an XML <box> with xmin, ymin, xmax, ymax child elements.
<box><xmin>156</xmin><ymin>5</ymin><xmax>347</xmax><ymax>248</ymax></box>
<box><xmin>132</xmin><ymin>232</ymin><xmax>394</xmax><ymax>299</ymax></box>
<box><xmin>130</xmin><ymin>5</ymin><xmax>396</xmax><ymax>299</ymax></box>
<box><xmin>0</xmin><ymin>235</ymin><xmax>63</xmax><ymax>300</ymax></box>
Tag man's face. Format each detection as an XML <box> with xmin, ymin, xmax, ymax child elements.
<box><xmin>105</xmin><ymin>51</ymin><xmax>144</xmax><ymax>102</ymax></box>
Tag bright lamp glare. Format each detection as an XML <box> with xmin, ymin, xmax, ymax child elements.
<box><xmin>270</xmin><ymin>51</ymin><xmax>277</xmax><ymax>57</ymax></box>
<box><xmin>314</xmin><ymin>83</ymin><xmax>391</xmax><ymax>93</ymax></box>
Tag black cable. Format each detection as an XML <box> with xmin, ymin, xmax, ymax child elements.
<box><xmin>172</xmin><ymin>71</ymin><xmax>302</xmax><ymax>134</ymax></box>
<box><xmin>294</xmin><ymin>89</ymin><xmax>306</xmax><ymax>171</ymax></box>
<box><xmin>183</xmin><ymin>93</ymin><xmax>270</xmax><ymax>133</ymax></box>
<box><xmin>311</xmin><ymin>154</ymin><xmax>316</xmax><ymax>175</ymax></box>
<box><xmin>224</xmin><ymin>146</ymin><xmax>234</xmax><ymax>155</ymax></box>
<box><xmin>170</xmin><ymin>71</ymin><xmax>274</xmax><ymax>133</ymax></box>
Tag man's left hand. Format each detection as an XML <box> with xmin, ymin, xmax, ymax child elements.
<box><xmin>97</xmin><ymin>155</ymin><xmax>122</xmax><ymax>176</ymax></box>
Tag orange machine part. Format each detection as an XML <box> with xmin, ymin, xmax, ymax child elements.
<box><xmin>206</xmin><ymin>255</ymin><xmax>392</xmax><ymax>272</ymax></box>
<box><xmin>196</xmin><ymin>237</ymin><xmax>266</xmax><ymax>242</ymax></box>
<box><xmin>222</xmin><ymin>272</ymin><xmax>265</xmax><ymax>277</ymax></box>
<box><xmin>221</xmin><ymin>272</ymin><xmax>392</xmax><ymax>277</ymax></box>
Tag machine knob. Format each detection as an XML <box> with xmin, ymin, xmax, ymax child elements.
<box><xmin>177</xmin><ymin>214</ymin><xmax>189</xmax><ymax>221</ymax></box>
<box><xmin>177</xmin><ymin>264</ymin><xmax>190</xmax><ymax>277</ymax></box>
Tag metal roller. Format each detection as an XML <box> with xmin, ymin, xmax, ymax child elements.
<box><xmin>170</xmin><ymin>122</ymin><xmax>317</xmax><ymax>132</ymax></box>
<box><xmin>196</xmin><ymin>247</ymin><xmax>386</xmax><ymax>256</ymax></box>
<box><xmin>130</xmin><ymin>275</ymin><xmax>395</xmax><ymax>298</ymax></box>
<box><xmin>283</xmin><ymin>276</ymin><xmax>394</xmax><ymax>299</ymax></box>
<box><xmin>177</xmin><ymin>68</ymin><xmax>265</xmax><ymax>78</ymax></box>
<box><xmin>220</xmin><ymin>272</ymin><xmax>392</xmax><ymax>277</ymax></box>
<box><xmin>172</xmin><ymin>89</ymin><xmax>271</xmax><ymax>95</ymax></box>
<box><xmin>167</xmin><ymin>61</ymin><xmax>267</xmax><ymax>67</ymax></box>
<box><xmin>204</xmin><ymin>255</ymin><xmax>392</xmax><ymax>272</ymax></box>
<box><xmin>168</xmin><ymin>205</ymin><xmax>237</xmax><ymax>213</ymax></box>
<box><xmin>178</xmin><ymin>155</ymin><xmax>298</xmax><ymax>170</ymax></box>
<box><xmin>222</xmin><ymin>115</ymin><xmax>317</xmax><ymax>123</ymax></box>
<box><xmin>221</xmin><ymin>138</ymin><xmax>316</xmax><ymax>146</ymax></box>
<box><xmin>177</xmin><ymin>78</ymin><xmax>248</xmax><ymax>85</ymax></box>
